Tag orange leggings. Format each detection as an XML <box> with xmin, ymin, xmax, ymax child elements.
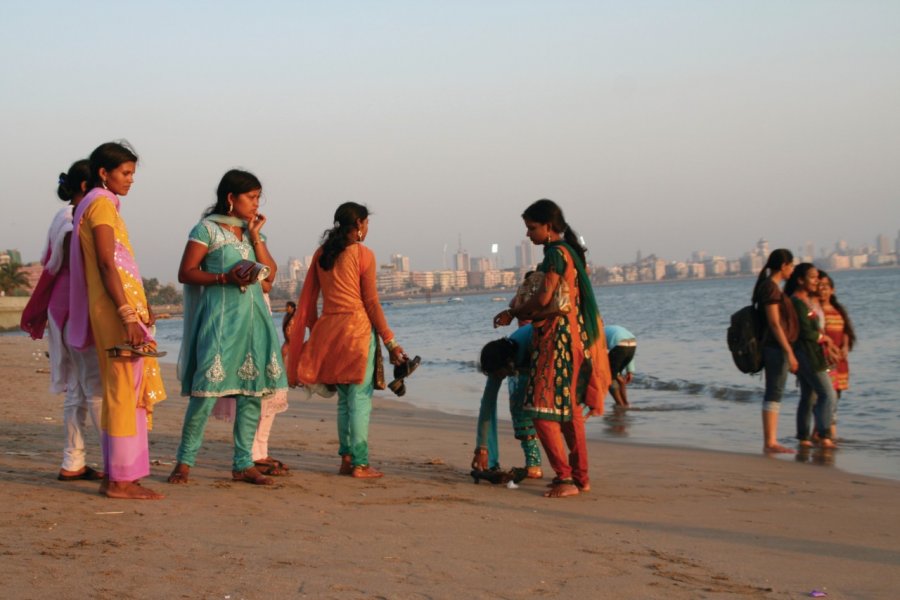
<box><xmin>533</xmin><ymin>405</ymin><xmax>589</xmax><ymax>485</ymax></box>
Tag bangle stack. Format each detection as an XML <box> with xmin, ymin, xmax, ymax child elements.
<box><xmin>117</xmin><ymin>304</ymin><xmax>139</xmax><ymax>325</ymax></box>
<box><xmin>215</xmin><ymin>272</ymin><xmax>226</xmax><ymax>285</ymax></box>
<box><xmin>385</xmin><ymin>339</ymin><xmax>399</xmax><ymax>352</ymax></box>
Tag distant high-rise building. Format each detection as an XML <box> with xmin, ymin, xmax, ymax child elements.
<box><xmin>515</xmin><ymin>239</ymin><xmax>536</xmax><ymax>270</ymax></box>
<box><xmin>756</xmin><ymin>238</ymin><xmax>769</xmax><ymax>258</ymax></box>
<box><xmin>391</xmin><ymin>254</ymin><xmax>410</xmax><ymax>272</ymax></box>
<box><xmin>876</xmin><ymin>233</ymin><xmax>891</xmax><ymax>255</ymax></box>
<box><xmin>804</xmin><ymin>241</ymin><xmax>815</xmax><ymax>260</ymax></box>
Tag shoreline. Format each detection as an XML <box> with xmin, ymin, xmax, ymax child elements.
<box><xmin>2</xmin><ymin>335</ymin><xmax>899</xmax><ymax>598</ymax></box>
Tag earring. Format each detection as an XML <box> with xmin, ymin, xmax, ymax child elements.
<box><xmin>228</xmin><ymin>200</ymin><xmax>234</xmax><ymax>215</ymax></box>
<box><xmin>101</xmin><ymin>179</ymin><xmax>108</xmax><ymax>190</ymax></box>
<box><xmin>357</xmin><ymin>230</ymin><xmax>363</xmax><ymax>241</ymax></box>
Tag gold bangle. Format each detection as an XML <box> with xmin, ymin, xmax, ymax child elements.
<box><xmin>385</xmin><ymin>339</ymin><xmax>399</xmax><ymax>351</ymax></box>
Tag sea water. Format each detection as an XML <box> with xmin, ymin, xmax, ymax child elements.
<box><xmin>152</xmin><ymin>268</ymin><xmax>900</xmax><ymax>480</ymax></box>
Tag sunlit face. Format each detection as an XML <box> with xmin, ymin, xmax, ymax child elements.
<box><xmin>524</xmin><ymin>219</ymin><xmax>555</xmax><ymax>246</ymax></box>
<box><xmin>229</xmin><ymin>189</ymin><xmax>261</xmax><ymax>221</ymax></box>
<box><xmin>802</xmin><ymin>267</ymin><xmax>820</xmax><ymax>294</ymax></box>
<box><xmin>100</xmin><ymin>161</ymin><xmax>136</xmax><ymax>196</ymax></box>
<box><xmin>818</xmin><ymin>277</ymin><xmax>833</xmax><ymax>303</ymax></box>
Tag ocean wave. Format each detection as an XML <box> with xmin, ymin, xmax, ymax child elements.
<box><xmin>633</xmin><ymin>375</ymin><xmax>758</xmax><ymax>403</ymax></box>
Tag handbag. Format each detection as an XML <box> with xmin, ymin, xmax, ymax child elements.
<box><xmin>511</xmin><ymin>271</ymin><xmax>571</xmax><ymax>316</ymax></box>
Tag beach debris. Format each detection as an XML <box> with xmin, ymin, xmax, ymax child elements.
<box><xmin>809</xmin><ymin>590</ymin><xmax>827</xmax><ymax>598</ymax></box>
<box><xmin>506</xmin><ymin>480</ymin><xmax>519</xmax><ymax>489</ymax></box>
<box><xmin>424</xmin><ymin>457</ymin><xmax>445</xmax><ymax>465</ymax></box>
<box><xmin>43</xmin><ymin>417</ymin><xmax>53</xmax><ymax>421</ymax></box>
<box><xmin>95</xmin><ymin>511</ymin><xmax>124</xmax><ymax>515</ymax></box>
<box><xmin>151</xmin><ymin>459</ymin><xmax>173</xmax><ymax>465</ymax></box>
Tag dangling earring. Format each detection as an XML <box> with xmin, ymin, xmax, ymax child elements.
<box><xmin>101</xmin><ymin>179</ymin><xmax>108</xmax><ymax>190</ymax></box>
<box><xmin>357</xmin><ymin>230</ymin><xmax>363</xmax><ymax>241</ymax></box>
<box><xmin>227</xmin><ymin>200</ymin><xmax>234</xmax><ymax>215</ymax></box>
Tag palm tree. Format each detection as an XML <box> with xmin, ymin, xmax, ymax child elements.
<box><xmin>0</xmin><ymin>262</ymin><xmax>29</xmax><ymax>295</ymax></box>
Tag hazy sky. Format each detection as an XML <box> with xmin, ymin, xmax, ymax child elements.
<box><xmin>2</xmin><ymin>1</ymin><xmax>898</xmax><ymax>280</ymax></box>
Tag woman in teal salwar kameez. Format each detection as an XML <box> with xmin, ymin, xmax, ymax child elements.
<box><xmin>169</xmin><ymin>170</ymin><xmax>287</xmax><ymax>485</ymax></box>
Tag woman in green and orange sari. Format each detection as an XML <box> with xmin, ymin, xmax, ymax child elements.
<box><xmin>494</xmin><ymin>199</ymin><xmax>610</xmax><ymax>498</ymax></box>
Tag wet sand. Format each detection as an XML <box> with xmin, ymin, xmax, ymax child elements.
<box><xmin>1</xmin><ymin>335</ymin><xmax>898</xmax><ymax>599</ymax></box>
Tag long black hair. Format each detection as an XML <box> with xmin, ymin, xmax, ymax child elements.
<box><xmin>752</xmin><ymin>248</ymin><xmax>793</xmax><ymax>303</ymax></box>
<box><xmin>87</xmin><ymin>141</ymin><xmax>138</xmax><ymax>190</ymax></box>
<box><xmin>205</xmin><ymin>169</ymin><xmax>262</xmax><ymax>217</ymax></box>
<box><xmin>318</xmin><ymin>202</ymin><xmax>369</xmax><ymax>271</ymax></box>
<box><xmin>521</xmin><ymin>199</ymin><xmax>587</xmax><ymax>265</ymax></box>
<box><xmin>818</xmin><ymin>269</ymin><xmax>857</xmax><ymax>350</ymax></box>
<box><xmin>784</xmin><ymin>262</ymin><xmax>816</xmax><ymax>296</ymax></box>
<box><xmin>57</xmin><ymin>159</ymin><xmax>90</xmax><ymax>203</ymax></box>
<box><xmin>479</xmin><ymin>337</ymin><xmax>517</xmax><ymax>375</ymax></box>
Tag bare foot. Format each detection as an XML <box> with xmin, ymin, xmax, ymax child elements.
<box><xmin>105</xmin><ymin>481</ymin><xmax>165</xmax><ymax>500</ymax></box>
<box><xmin>167</xmin><ymin>463</ymin><xmax>190</xmax><ymax>484</ymax></box>
<box><xmin>764</xmin><ymin>444</ymin><xmax>796</xmax><ymax>454</ymax></box>
<box><xmin>817</xmin><ymin>438</ymin><xmax>837</xmax><ymax>449</ymax></box>
<box><xmin>798</xmin><ymin>440</ymin><xmax>814</xmax><ymax>448</ymax></box>
<box><xmin>544</xmin><ymin>482</ymin><xmax>579</xmax><ymax>498</ymax></box>
<box><xmin>576</xmin><ymin>481</ymin><xmax>591</xmax><ymax>493</ymax></box>
<box><xmin>339</xmin><ymin>455</ymin><xmax>353</xmax><ymax>476</ymax></box>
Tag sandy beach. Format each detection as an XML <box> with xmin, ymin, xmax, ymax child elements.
<box><xmin>1</xmin><ymin>335</ymin><xmax>898</xmax><ymax>600</ymax></box>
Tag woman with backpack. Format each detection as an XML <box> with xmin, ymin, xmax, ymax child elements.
<box><xmin>751</xmin><ymin>249</ymin><xmax>799</xmax><ymax>454</ymax></box>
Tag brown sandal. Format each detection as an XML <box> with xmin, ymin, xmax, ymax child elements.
<box><xmin>254</xmin><ymin>457</ymin><xmax>290</xmax><ymax>476</ymax></box>
<box><xmin>232</xmin><ymin>466</ymin><xmax>274</xmax><ymax>485</ymax></box>
<box><xmin>351</xmin><ymin>465</ymin><xmax>383</xmax><ymax>479</ymax></box>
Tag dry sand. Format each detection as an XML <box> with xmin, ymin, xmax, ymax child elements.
<box><xmin>1</xmin><ymin>335</ymin><xmax>898</xmax><ymax>599</ymax></box>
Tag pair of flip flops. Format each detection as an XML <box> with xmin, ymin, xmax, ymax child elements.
<box><xmin>57</xmin><ymin>466</ymin><xmax>104</xmax><ymax>481</ymax></box>
<box><xmin>106</xmin><ymin>344</ymin><xmax>167</xmax><ymax>358</ymax></box>
<box><xmin>387</xmin><ymin>355</ymin><xmax>421</xmax><ymax>397</ymax></box>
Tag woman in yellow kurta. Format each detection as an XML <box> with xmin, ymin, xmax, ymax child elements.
<box><xmin>287</xmin><ymin>202</ymin><xmax>405</xmax><ymax>478</ymax></box>
<box><xmin>69</xmin><ymin>142</ymin><xmax>166</xmax><ymax>500</ymax></box>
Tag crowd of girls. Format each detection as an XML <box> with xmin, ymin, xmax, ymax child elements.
<box><xmin>752</xmin><ymin>251</ymin><xmax>856</xmax><ymax>454</ymax></box>
<box><xmin>27</xmin><ymin>140</ymin><xmax>852</xmax><ymax>500</ymax></box>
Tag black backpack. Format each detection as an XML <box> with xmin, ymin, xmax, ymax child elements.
<box><xmin>727</xmin><ymin>304</ymin><xmax>764</xmax><ymax>374</ymax></box>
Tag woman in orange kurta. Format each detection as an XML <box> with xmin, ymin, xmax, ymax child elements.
<box><xmin>70</xmin><ymin>142</ymin><xmax>166</xmax><ymax>500</ymax></box>
<box><xmin>287</xmin><ymin>202</ymin><xmax>406</xmax><ymax>478</ymax></box>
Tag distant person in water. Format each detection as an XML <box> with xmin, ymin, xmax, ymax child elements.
<box><xmin>604</xmin><ymin>325</ymin><xmax>637</xmax><ymax>408</ymax></box>
<box><xmin>751</xmin><ymin>249</ymin><xmax>798</xmax><ymax>454</ymax></box>
<box><xmin>282</xmin><ymin>301</ymin><xmax>296</xmax><ymax>362</ymax></box>
<box><xmin>474</xmin><ymin>325</ymin><xmax>543</xmax><ymax>479</ymax></box>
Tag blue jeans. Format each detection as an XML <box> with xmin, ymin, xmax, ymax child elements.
<box><xmin>762</xmin><ymin>345</ymin><xmax>789</xmax><ymax>413</ymax></box>
<box><xmin>794</xmin><ymin>349</ymin><xmax>835</xmax><ymax>441</ymax></box>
